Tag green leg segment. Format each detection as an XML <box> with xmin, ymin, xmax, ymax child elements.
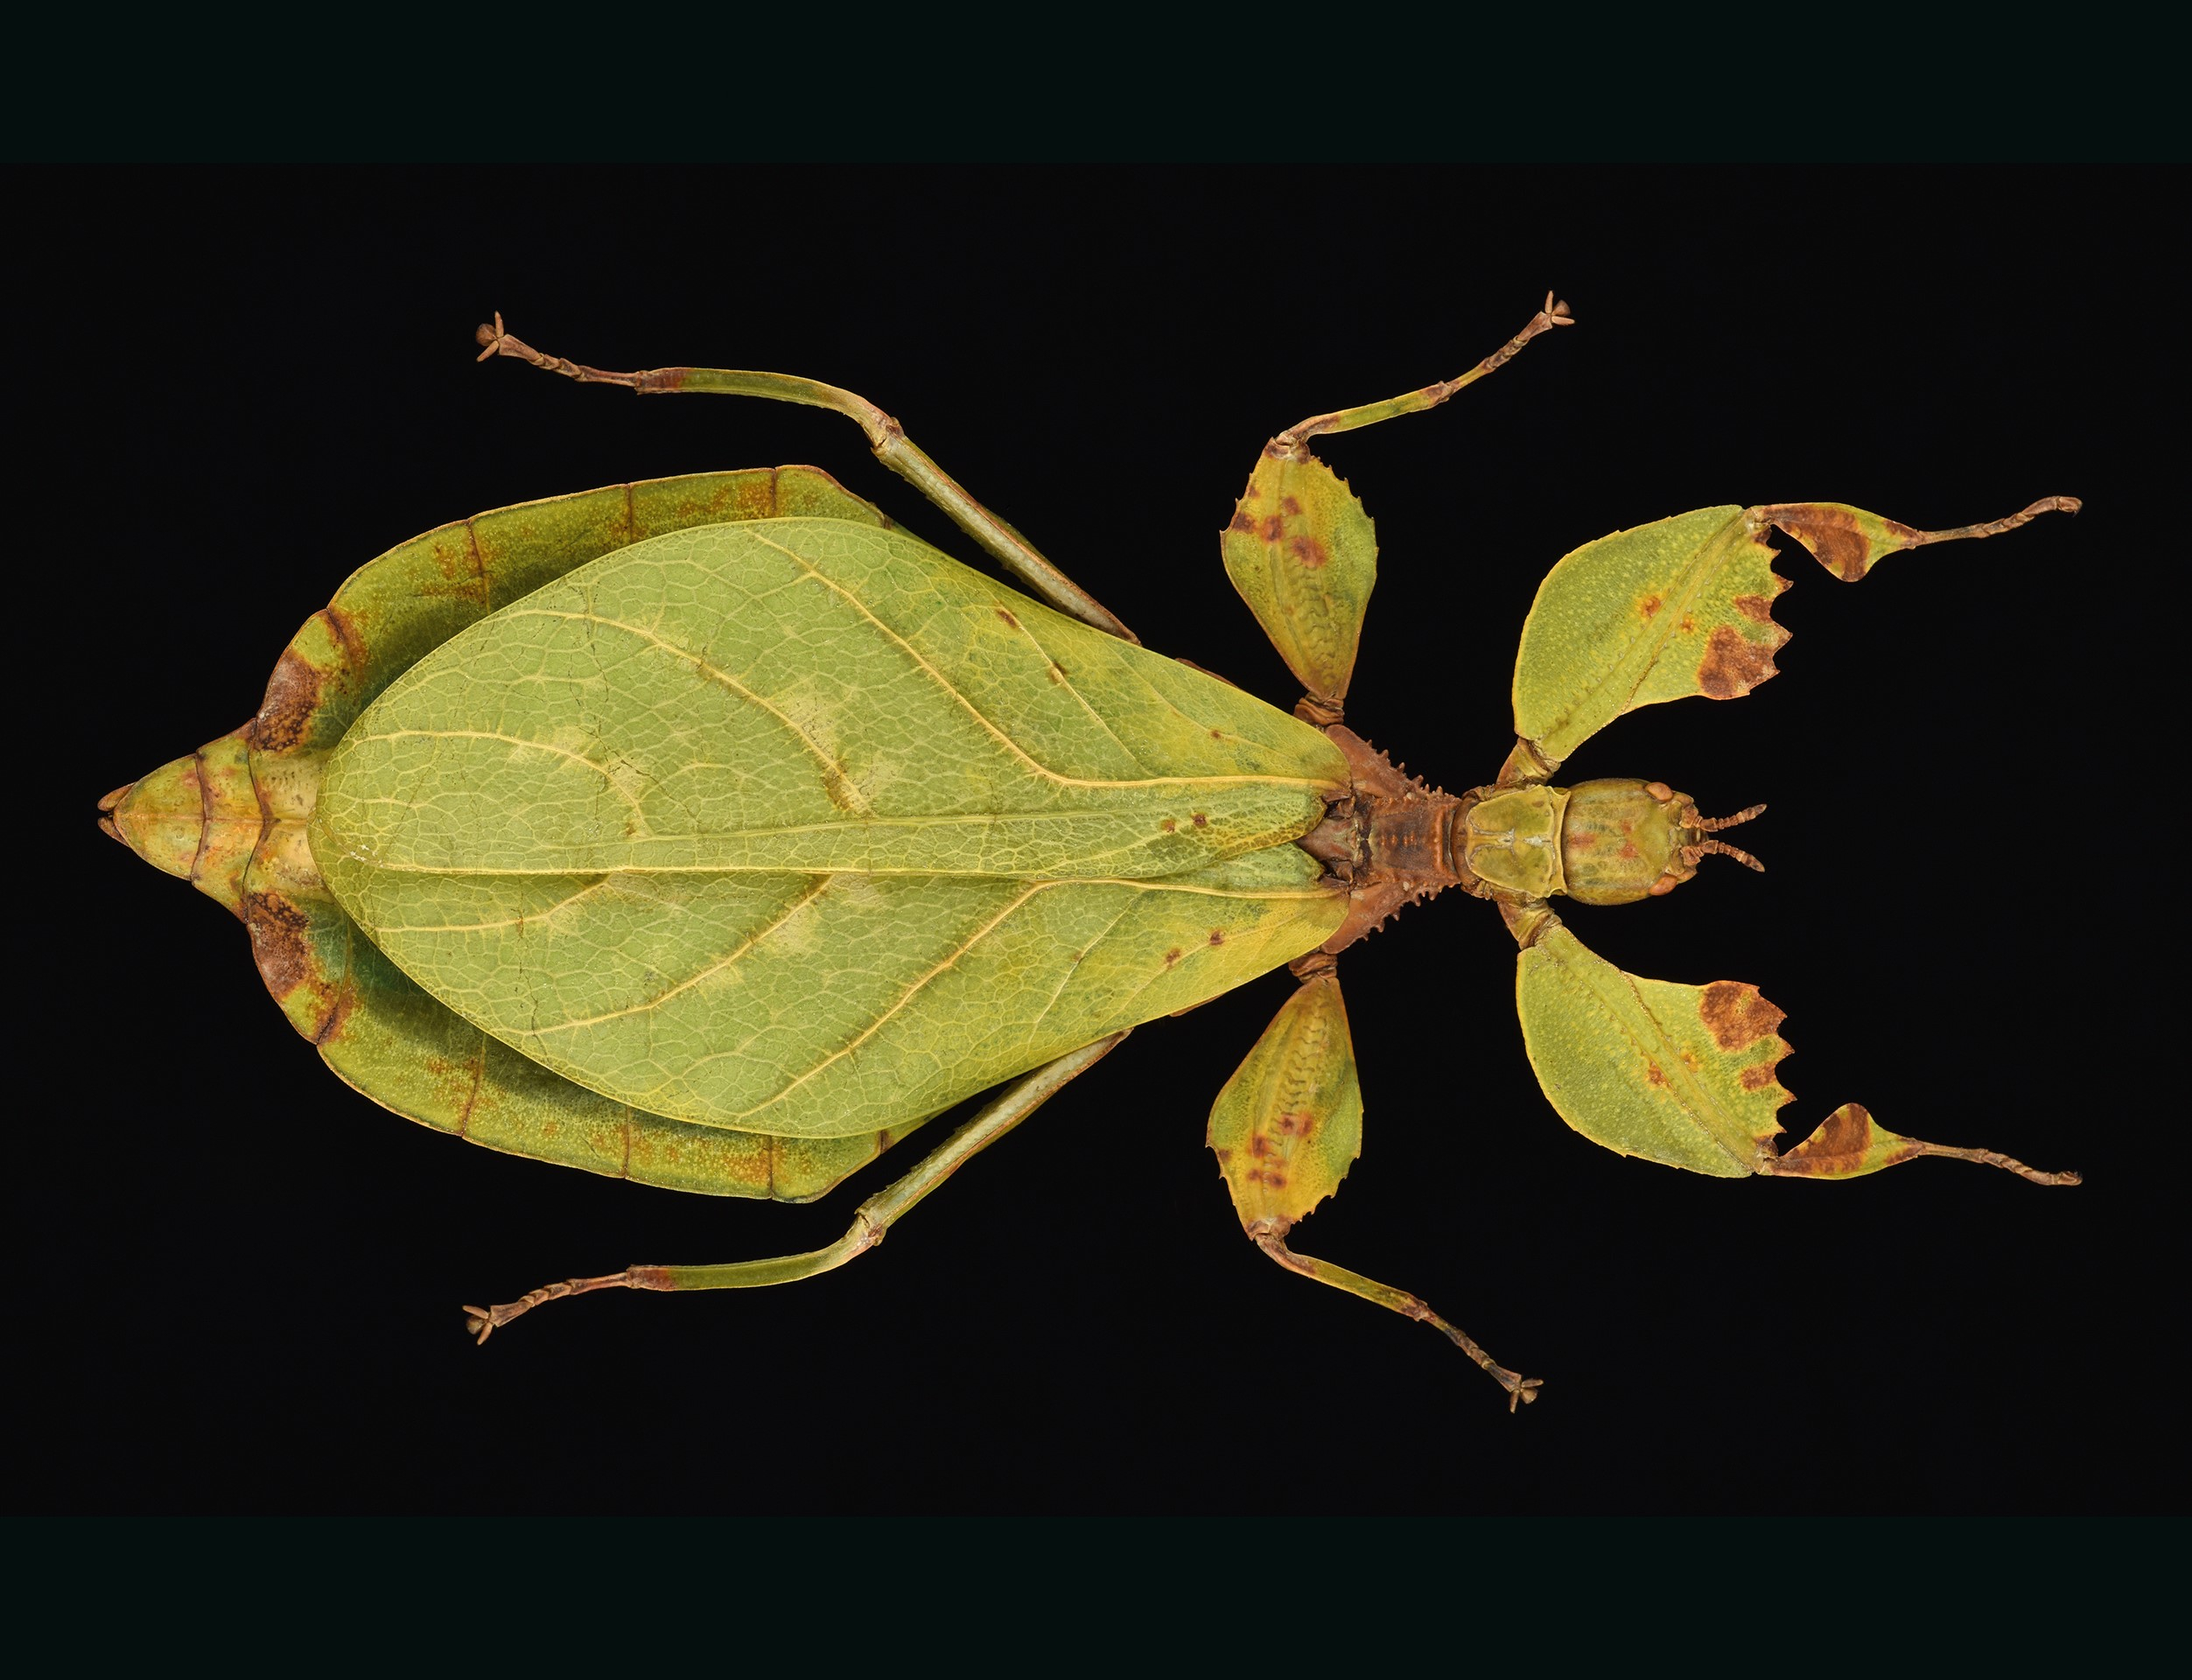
<box><xmin>1251</xmin><ymin>1228</ymin><xmax>1542</xmax><ymax>1412</ymax></box>
<box><xmin>1222</xmin><ymin>296</ymin><xmax>1572</xmax><ymax>719</ymax></box>
<box><xmin>1271</xmin><ymin>292</ymin><xmax>1572</xmax><ymax>452</ymax></box>
<box><xmin>475</xmin><ymin>314</ymin><xmax>1137</xmax><ymax>644</ymax></box>
<box><xmin>1208</xmin><ymin>960</ymin><xmax>1541</xmax><ymax>1410</ymax></box>
<box><xmin>464</xmin><ymin>1032</ymin><xmax>1128</xmax><ymax>1342</ymax></box>
<box><xmin>1510</xmin><ymin>909</ymin><xmax>2080</xmax><ymax>1189</ymax></box>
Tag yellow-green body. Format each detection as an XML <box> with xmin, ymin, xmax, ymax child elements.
<box><xmin>101</xmin><ymin>302</ymin><xmax>2076</xmax><ymax>1396</ymax></box>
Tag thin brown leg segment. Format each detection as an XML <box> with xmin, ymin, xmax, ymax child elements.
<box><xmin>1250</xmin><ymin>1225</ymin><xmax>1542</xmax><ymax>1411</ymax></box>
<box><xmin>1272</xmin><ymin>293</ymin><xmax>1572</xmax><ymax>452</ymax></box>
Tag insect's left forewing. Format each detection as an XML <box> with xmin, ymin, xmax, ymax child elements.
<box><xmin>312</xmin><ymin>519</ymin><xmax>1350</xmax><ymax>1140</ymax></box>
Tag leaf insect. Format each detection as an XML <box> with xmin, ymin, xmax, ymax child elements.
<box><xmin>100</xmin><ymin>298</ymin><xmax>2078</xmax><ymax>1408</ymax></box>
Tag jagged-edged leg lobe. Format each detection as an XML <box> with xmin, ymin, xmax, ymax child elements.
<box><xmin>1508</xmin><ymin>910</ymin><xmax>2078</xmax><ymax>1187</ymax></box>
<box><xmin>1221</xmin><ymin>296</ymin><xmax>1572</xmax><ymax>722</ymax></box>
<box><xmin>1502</xmin><ymin>494</ymin><xmax>2079</xmax><ymax>779</ymax></box>
<box><xmin>1765</xmin><ymin>1103</ymin><xmax>2078</xmax><ymax>1186</ymax></box>
<box><xmin>1207</xmin><ymin>956</ymin><xmax>1540</xmax><ymax>1409</ymax></box>
<box><xmin>1754</xmin><ymin>496</ymin><xmax>2080</xmax><ymax>583</ymax></box>
<box><xmin>461</xmin><ymin>1032</ymin><xmax>1129</xmax><ymax>1342</ymax></box>
<box><xmin>475</xmin><ymin>314</ymin><xmax>1136</xmax><ymax>643</ymax></box>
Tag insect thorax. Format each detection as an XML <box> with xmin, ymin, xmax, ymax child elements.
<box><xmin>1294</xmin><ymin>735</ymin><xmax>1753</xmax><ymax>952</ymax></box>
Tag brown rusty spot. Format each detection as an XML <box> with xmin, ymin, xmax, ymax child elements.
<box><xmin>252</xmin><ymin>648</ymin><xmax>328</xmax><ymax>753</ymax></box>
<box><xmin>1645</xmin><ymin>1060</ymin><xmax>1668</xmax><ymax>1088</ymax></box>
<box><xmin>1568</xmin><ymin>830</ymin><xmax>1597</xmax><ymax>849</ymax></box>
<box><xmin>1789</xmin><ymin>1102</ymin><xmax>1874</xmax><ymax>1172</ymax></box>
<box><xmin>1246</xmin><ymin>1166</ymin><xmax>1288</xmax><ymax>1189</ymax></box>
<box><xmin>1618</xmin><ymin>840</ymin><xmax>1639</xmax><ymax>859</ymax></box>
<box><xmin>429</xmin><ymin>536</ymin><xmax>471</xmax><ymax>584</ymax></box>
<box><xmin>1250</xmin><ymin>1133</ymin><xmax>1271</xmax><ymax>1158</ymax></box>
<box><xmin>1210</xmin><ymin>728</ymin><xmax>1223</xmax><ymax>738</ymax></box>
<box><xmin>1228</xmin><ymin>509</ymin><xmax>1258</xmax><ymax>534</ymax></box>
<box><xmin>1208</xmin><ymin>928</ymin><xmax>1226</xmax><ymax>945</ymax></box>
<box><xmin>1192</xmin><ymin>813</ymin><xmax>1208</xmax><ymax>828</ymax></box>
<box><xmin>1697</xmin><ymin>624</ymin><xmax>1778</xmax><ymax>698</ymax></box>
<box><xmin>1161</xmin><ymin>818</ymin><xmax>1177</xmax><ymax>833</ymax></box>
<box><xmin>1273</xmin><ymin>1110</ymin><xmax>1316</xmax><ymax>1139</ymax></box>
<box><xmin>313</xmin><ymin>984</ymin><xmax>355</xmax><ymax>1047</ymax></box>
<box><xmin>1639</xmin><ymin>594</ymin><xmax>1662</xmax><ymax>619</ymax></box>
<box><xmin>1280</xmin><ymin>495</ymin><xmax>1302</xmax><ymax>515</ymax></box>
<box><xmin>995</xmin><ymin>607</ymin><xmax>1019</xmax><ymax>629</ymax></box>
<box><xmin>1777</xmin><ymin>506</ymin><xmax>1873</xmax><ymax>580</ymax></box>
<box><xmin>1740</xmin><ymin>1061</ymin><xmax>1782</xmax><ymax>1092</ymax></box>
<box><xmin>1699</xmin><ymin>981</ymin><xmax>1786</xmax><ymax>1052</ymax></box>
<box><xmin>1258</xmin><ymin>514</ymin><xmax>1285</xmax><ymax>542</ymax></box>
<box><xmin>323</xmin><ymin>604</ymin><xmax>363</xmax><ymax>664</ymax></box>
<box><xmin>1733</xmin><ymin>593</ymin><xmax>1778</xmax><ymax>624</ymax></box>
<box><xmin>244</xmin><ymin>891</ymin><xmax>318</xmax><ymax>1000</ymax></box>
<box><xmin>1679</xmin><ymin>614</ymin><xmax>1695</xmax><ymax>634</ymax></box>
<box><xmin>1165</xmin><ymin>948</ymin><xmax>1182</xmax><ymax>965</ymax></box>
<box><xmin>1285</xmin><ymin>535</ymin><xmax>1330</xmax><ymax>570</ymax></box>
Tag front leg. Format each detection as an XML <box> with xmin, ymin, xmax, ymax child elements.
<box><xmin>1506</xmin><ymin>908</ymin><xmax>2078</xmax><ymax>1187</ymax></box>
<box><xmin>1221</xmin><ymin>297</ymin><xmax>1572</xmax><ymax>722</ymax></box>
<box><xmin>1497</xmin><ymin>494</ymin><xmax>2080</xmax><ymax>786</ymax></box>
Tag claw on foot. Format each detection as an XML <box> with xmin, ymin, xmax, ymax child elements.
<box><xmin>1539</xmin><ymin>290</ymin><xmax>1574</xmax><ymax>326</ymax></box>
<box><xmin>460</xmin><ymin>1270</ymin><xmax>634</xmax><ymax>1344</ymax></box>
<box><xmin>473</xmin><ymin>311</ymin><xmax>508</xmax><ymax>360</ymax></box>
<box><xmin>1503</xmin><ymin>1375</ymin><xmax>1544</xmax><ymax>1414</ymax></box>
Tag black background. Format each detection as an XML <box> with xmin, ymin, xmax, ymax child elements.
<box><xmin>13</xmin><ymin>168</ymin><xmax>2176</xmax><ymax>1512</ymax></box>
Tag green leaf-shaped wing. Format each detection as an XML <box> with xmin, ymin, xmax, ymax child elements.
<box><xmin>314</xmin><ymin>519</ymin><xmax>1350</xmax><ymax>1138</ymax></box>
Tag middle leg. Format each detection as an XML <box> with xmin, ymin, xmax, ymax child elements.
<box><xmin>1221</xmin><ymin>295</ymin><xmax>1572</xmax><ymax>719</ymax></box>
<box><xmin>1208</xmin><ymin>956</ymin><xmax>1541</xmax><ymax>1409</ymax></box>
